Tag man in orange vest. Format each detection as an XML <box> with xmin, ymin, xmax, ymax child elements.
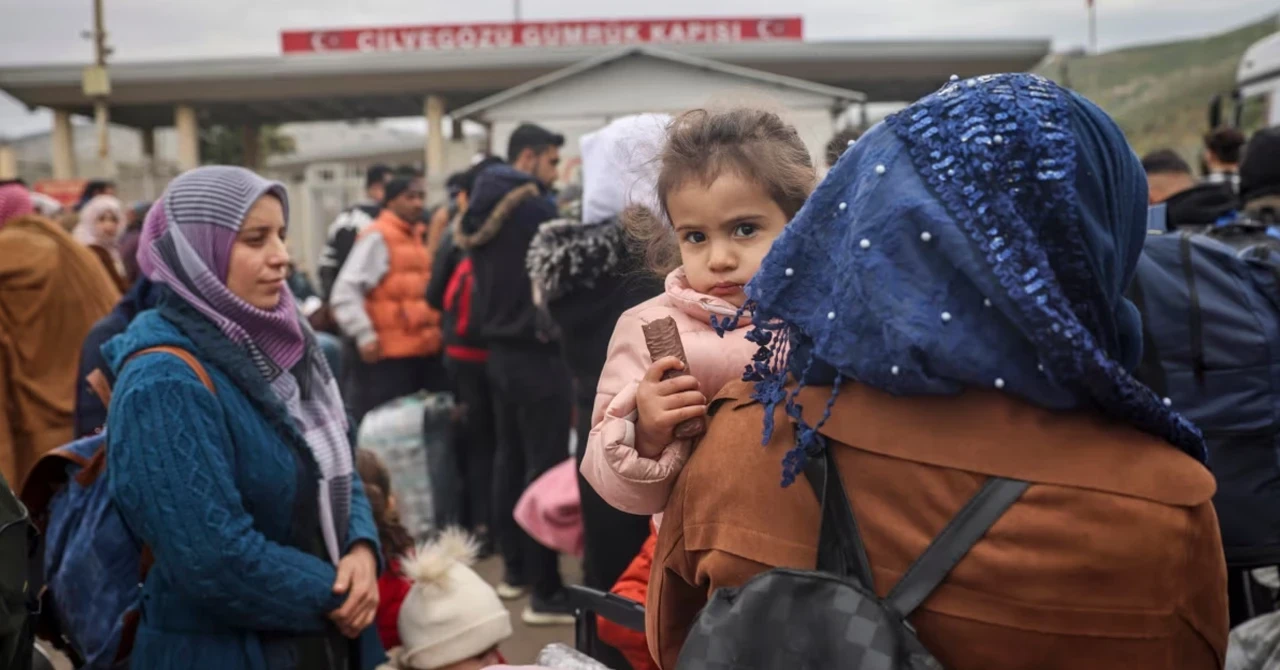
<box><xmin>331</xmin><ymin>174</ymin><xmax>444</xmax><ymax>421</ymax></box>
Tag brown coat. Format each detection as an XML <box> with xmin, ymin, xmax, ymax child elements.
<box><xmin>0</xmin><ymin>215</ymin><xmax>119</xmax><ymax>486</ymax></box>
<box><xmin>86</xmin><ymin>244</ymin><xmax>130</xmax><ymax>294</ymax></box>
<box><xmin>649</xmin><ymin>380</ymin><xmax>1228</xmax><ymax>670</ymax></box>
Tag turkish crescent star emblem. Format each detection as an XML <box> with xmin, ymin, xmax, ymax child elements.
<box><xmin>757</xmin><ymin>20</ymin><xmax>785</xmax><ymax>39</ymax></box>
<box><xmin>310</xmin><ymin>32</ymin><xmax>341</xmax><ymax>51</ymax></box>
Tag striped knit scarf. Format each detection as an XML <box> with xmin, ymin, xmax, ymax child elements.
<box><xmin>138</xmin><ymin>166</ymin><xmax>353</xmax><ymax>565</ymax></box>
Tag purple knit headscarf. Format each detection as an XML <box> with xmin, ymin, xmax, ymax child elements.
<box><xmin>138</xmin><ymin>166</ymin><xmax>305</xmax><ymax>371</ymax></box>
<box><xmin>139</xmin><ymin>166</ymin><xmax>354</xmax><ymax>565</ymax></box>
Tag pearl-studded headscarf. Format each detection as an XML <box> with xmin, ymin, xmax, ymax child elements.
<box><xmin>736</xmin><ymin>73</ymin><xmax>1205</xmax><ymax>486</ymax></box>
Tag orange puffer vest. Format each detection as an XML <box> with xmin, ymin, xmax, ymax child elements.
<box><xmin>360</xmin><ymin>211</ymin><xmax>442</xmax><ymax>359</ymax></box>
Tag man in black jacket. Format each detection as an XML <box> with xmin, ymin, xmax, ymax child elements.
<box><xmin>74</xmin><ymin>278</ymin><xmax>160</xmax><ymax>437</ymax></box>
<box><xmin>1143</xmin><ymin>149</ymin><xmax>1236</xmax><ymax>231</ymax></box>
<box><xmin>1239</xmin><ymin>127</ymin><xmax>1280</xmax><ymax>224</ymax></box>
<box><xmin>426</xmin><ymin>158</ymin><xmax>502</xmax><ymax>549</ymax></box>
<box><xmin>317</xmin><ymin>164</ymin><xmax>394</xmax><ymax>299</ymax></box>
<box><xmin>454</xmin><ymin>124</ymin><xmax>574</xmax><ymax>625</ymax></box>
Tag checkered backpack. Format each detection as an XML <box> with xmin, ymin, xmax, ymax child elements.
<box><xmin>675</xmin><ymin>447</ymin><xmax>1029</xmax><ymax>670</ymax></box>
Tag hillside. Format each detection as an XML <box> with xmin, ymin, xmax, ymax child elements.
<box><xmin>1036</xmin><ymin>14</ymin><xmax>1277</xmax><ymax>161</ymax></box>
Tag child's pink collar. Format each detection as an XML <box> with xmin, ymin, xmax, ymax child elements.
<box><xmin>664</xmin><ymin>267</ymin><xmax>753</xmax><ymax>328</ymax></box>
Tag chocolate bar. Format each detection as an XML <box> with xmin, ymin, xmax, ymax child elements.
<box><xmin>641</xmin><ymin>316</ymin><xmax>707</xmax><ymax>440</ymax></box>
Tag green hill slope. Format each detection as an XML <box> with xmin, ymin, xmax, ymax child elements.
<box><xmin>1036</xmin><ymin>14</ymin><xmax>1277</xmax><ymax>160</ymax></box>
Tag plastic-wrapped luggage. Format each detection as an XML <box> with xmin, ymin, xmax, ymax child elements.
<box><xmin>1228</xmin><ymin>609</ymin><xmax>1280</xmax><ymax>670</ymax></box>
<box><xmin>535</xmin><ymin>643</ymin><xmax>614</xmax><ymax>669</ymax></box>
<box><xmin>357</xmin><ymin>391</ymin><xmax>456</xmax><ymax>541</ymax></box>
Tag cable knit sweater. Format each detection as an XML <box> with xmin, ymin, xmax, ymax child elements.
<box><xmin>103</xmin><ymin>299</ymin><xmax>384</xmax><ymax>670</ymax></box>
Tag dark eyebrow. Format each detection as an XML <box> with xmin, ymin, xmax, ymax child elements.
<box><xmin>721</xmin><ymin>215</ymin><xmax>762</xmax><ymax>228</ymax></box>
<box><xmin>238</xmin><ymin>223</ymin><xmax>275</xmax><ymax>237</ymax></box>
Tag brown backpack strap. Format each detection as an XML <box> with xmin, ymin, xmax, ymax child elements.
<box><xmin>85</xmin><ymin>345</ymin><xmax>215</xmax><ymax>406</ymax></box>
<box><xmin>86</xmin><ymin>368</ymin><xmax>113</xmax><ymax>406</ymax></box>
<box><xmin>131</xmin><ymin>346</ymin><xmax>215</xmax><ymax>394</ymax></box>
<box><xmin>75</xmin><ymin>345</ymin><xmax>216</xmax><ymax>488</ymax></box>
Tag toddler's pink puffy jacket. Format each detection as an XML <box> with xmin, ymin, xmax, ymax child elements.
<box><xmin>580</xmin><ymin>267</ymin><xmax>756</xmax><ymax>517</ymax></box>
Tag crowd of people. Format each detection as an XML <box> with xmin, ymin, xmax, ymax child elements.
<box><xmin>5</xmin><ymin>70</ymin><xmax>1280</xmax><ymax>670</ymax></box>
<box><xmin>1143</xmin><ymin>125</ymin><xmax>1278</xmax><ymax>230</ymax></box>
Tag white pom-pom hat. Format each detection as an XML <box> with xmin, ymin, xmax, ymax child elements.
<box><xmin>396</xmin><ymin>528</ymin><xmax>513</xmax><ymax>670</ymax></box>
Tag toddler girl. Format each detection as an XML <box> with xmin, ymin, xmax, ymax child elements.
<box><xmin>356</xmin><ymin>449</ymin><xmax>416</xmax><ymax>652</ymax></box>
<box><xmin>581</xmin><ymin>107</ymin><xmax>817</xmax><ymax>516</ymax></box>
<box><xmin>380</xmin><ymin>528</ymin><xmax>513</xmax><ymax>670</ymax></box>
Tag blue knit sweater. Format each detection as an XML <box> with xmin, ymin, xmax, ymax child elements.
<box><xmin>103</xmin><ymin>301</ymin><xmax>384</xmax><ymax>670</ymax></box>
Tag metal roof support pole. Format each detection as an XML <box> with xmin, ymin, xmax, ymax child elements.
<box><xmin>51</xmin><ymin>109</ymin><xmax>77</xmax><ymax>179</ymax></box>
<box><xmin>480</xmin><ymin>120</ymin><xmax>494</xmax><ymax>157</ymax></box>
<box><xmin>175</xmin><ymin>104</ymin><xmax>200</xmax><ymax>172</ymax></box>
<box><xmin>140</xmin><ymin>127</ymin><xmax>157</xmax><ymax>200</ymax></box>
<box><xmin>241</xmin><ymin>124</ymin><xmax>260</xmax><ymax>170</ymax></box>
<box><xmin>424</xmin><ymin>94</ymin><xmax>446</xmax><ymax>189</ymax></box>
<box><xmin>0</xmin><ymin>145</ymin><xmax>15</xmax><ymax>180</ymax></box>
<box><xmin>89</xmin><ymin>0</ymin><xmax>114</xmax><ymax>179</ymax></box>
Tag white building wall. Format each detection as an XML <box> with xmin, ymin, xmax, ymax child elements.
<box><xmin>481</xmin><ymin>57</ymin><xmax>852</xmax><ymax>182</ymax></box>
<box><xmin>265</xmin><ymin>137</ymin><xmax>484</xmax><ymax>276</ymax></box>
<box><xmin>9</xmin><ymin>124</ymin><xmax>182</xmax><ymax>201</ymax></box>
<box><xmin>492</xmin><ymin>107</ymin><xmax>837</xmax><ymax>189</ymax></box>
<box><xmin>478</xmin><ymin>58</ymin><xmax>844</xmax><ymax>121</ymax></box>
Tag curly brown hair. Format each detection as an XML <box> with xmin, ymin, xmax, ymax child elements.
<box><xmin>355</xmin><ymin>449</ymin><xmax>415</xmax><ymax>566</ymax></box>
<box><xmin>622</xmin><ymin>108</ymin><xmax>817</xmax><ymax>276</ymax></box>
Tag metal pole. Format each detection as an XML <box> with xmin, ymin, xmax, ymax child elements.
<box><xmin>1088</xmin><ymin>2</ymin><xmax>1098</xmax><ymax>55</ymax></box>
<box><xmin>92</xmin><ymin>0</ymin><xmax>111</xmax><ymax>175</ymax></box>
<box><xmin>514</xmin><ymin>0</ymin><xmax>521</xmax><ymax>22</ymax></box>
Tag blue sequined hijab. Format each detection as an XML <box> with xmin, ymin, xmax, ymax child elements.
<box><xmin>742</xmin><ymin>73</ymin><xmax>1205</xmax><ymax>485</ymax></box>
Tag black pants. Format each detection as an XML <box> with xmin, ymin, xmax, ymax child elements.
<box><xmin>575</xmin><ymin>395</ymin><xmax>652</xmax><ymax>669</ymax></box>
<box><xmin>1229</xmin><ymin>565</ymin><xmax>1279</xmax><ymax>627</ymax></box>
<box><xmin>446</xmin><ymin>357</ymin><xmax>497</xmax><ymax>536</ymax></box>
<box><xmin>349</xmin><ymin>355</ymin><xmax>428</xmax><ymax>425</ymax></box>
<box><xmin>488</xmin><ymin>347</ymin><xmax>573</xmax><ymax>597</ymax></box>
<box><xmin>574</xmin><ymin>397</ymin><xmax>651</xmax><ymax>591</ymax></box>
<box><xmin>349</xmin><ymin>354</ymin><xmax>449</xmax><ymax>425</ymax></box>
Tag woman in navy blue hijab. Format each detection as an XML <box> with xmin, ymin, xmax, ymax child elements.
<box><xmin>739</xmin><ymin>74</ymin><xmax>1205</xmax><ymax>482</ymax></box>
<box><xmin>646</xmin><ymin>74</ymin><xmax>1227</xmax><ymax>670</ymax></box>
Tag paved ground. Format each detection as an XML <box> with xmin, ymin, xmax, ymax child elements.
<box><xmin>475</xmin><ymin>554</ymin><xmax>579</xmax><ymax>664</ymax></box>
<box><xmin>39</xmin><ymin>555</ymin><xmax>579</xmax><ymax>669</ymax></box>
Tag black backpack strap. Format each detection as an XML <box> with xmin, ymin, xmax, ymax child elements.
<box><xmin>1179</xmin><ymin>231</ymin><xmax>1207</xmax><ymax>387</ymax></box>
<box><xmin>803</xmin><ymin>446</ymin><xmax>874</xmax><ymax>588</ymax></box>
<box><xmin>886</xmin><ymin>477</ymin><xmax>1030</xmax><ymax>617</ymax></box>
<box><xmin>1127</xmin><ymin>275</ymin><xmax>1169</xmax><ymax>399</ymax></box>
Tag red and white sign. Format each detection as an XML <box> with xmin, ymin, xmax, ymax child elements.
<box><xmin>281</xmin><ymin>17</ymin><xmax>803</xmax><ymax>55</ymax></box>
<box><xmin>33</xmin><ymin>179</ymin><xmax>87</xmax><ymax>207</ymax></box>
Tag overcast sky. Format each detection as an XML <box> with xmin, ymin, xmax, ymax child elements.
<box><xmin>1</xmin><ymin>0</ymin><xmax>1276</xmax><ymax>136</ymax></box>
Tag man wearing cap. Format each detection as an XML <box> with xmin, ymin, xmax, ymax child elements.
<box><xmin>332</xmin><ymin>173</ymin><xmax>444</xmax><ymax>422</ymax></box>
<box><xmin>454</xmin><ymin>123</ymin><xmax>575</xmax><ymax>624</ymax></box>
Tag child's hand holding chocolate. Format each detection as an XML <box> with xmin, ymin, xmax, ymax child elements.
<box><xmin>634</xmin><ymin>317</ymin><xmax>709</xmax><ymax>458</ymax></box>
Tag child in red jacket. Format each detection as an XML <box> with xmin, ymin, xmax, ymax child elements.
<box><xmin>357</xmin><ymin>449</ymin><xmax>417</xmax><ymax>651</ymax></box>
